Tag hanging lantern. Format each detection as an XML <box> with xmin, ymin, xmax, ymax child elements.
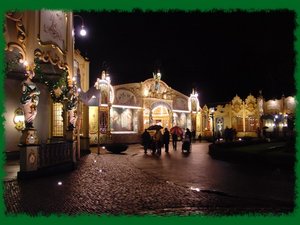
<box><xmin>13</xmin><ymin>107</ymin><xmax>25</xmax><ymax>131</ymax></box>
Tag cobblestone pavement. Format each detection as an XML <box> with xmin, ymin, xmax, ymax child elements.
<box><xmin>4</xmin><ymin>145</ymin><xmax>294</xmax><ymax>216</ymax></box>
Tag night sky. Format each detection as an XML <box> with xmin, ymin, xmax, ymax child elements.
<box><xmin>74</xmin><ymin>10</ymin><xmax>296</xmax><ymax>105</ymax></box>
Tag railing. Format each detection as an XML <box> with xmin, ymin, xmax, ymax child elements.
<box><xmin>38</xmin><ymin>141</ymin><xmax>74</xmax><ymax>169</ymax></box>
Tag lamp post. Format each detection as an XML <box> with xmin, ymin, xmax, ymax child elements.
<box><xmin>94</xmin><ymin>70</ymin><xmax>113</xmax><ymax>155</ymax></box>
<box><xmin>94</xmin><ymin>80</ymin><xmax>102</xmax><ymax>155</ymax></box>
<box><xmin>98</xmin><ymin>92</ymin><xmax>101</xmax><ymax>155</ymax></box>
<box><xmin>71</xmin><ymin>13</ymin><xmax>87</xmax><ymax>159</ymax></box>
<box><xmin>106</xmin><ymin>73</ymin><xmax>111</xmax><ymax>139</ymax></box>
<box><xmin>73</xmin><ymin>14</ymin><xmax>87</xmax><ymax>37</ymax></box>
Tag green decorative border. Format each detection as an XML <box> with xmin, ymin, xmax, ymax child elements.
<box><xmin>1</xmin><ymin>0</ymin><xmax>299</xmax><ymax>225</ymax></box>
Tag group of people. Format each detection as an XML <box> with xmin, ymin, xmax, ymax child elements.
<box><xmin>223</xmin><ymin>126</ymin><xmax>237</xmax><ymax>142</ymax></box>
<box><xmin>141</xmin><ymin>127</ymin><xmax>192</xmax><ymax>154</ymax></box>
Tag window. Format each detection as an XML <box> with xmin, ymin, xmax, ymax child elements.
<box><xmin>232</xmin><ymin>116</ymin><xmax>243</xmax><ymax>132</ymax></box>
<box><xmin>52</xmin><ymin>103</ymin><xmax>63</xmax><ymax>136</ymax></box>
<box><xmin>112</xmin><ymin>108</ymin><xmax>135</xmax><ymax>131</ymax></box>
<box><xmin>245</xmin><ymin>116</ymin><xmax>257</xmax><ymax>132</ymax></box>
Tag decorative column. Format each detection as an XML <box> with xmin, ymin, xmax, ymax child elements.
<box><xmin>94</xmin><ymin>70</ymin><xmax>114</xmax><ymax>146</ymax></box>
<box><xmin>189</xmin><ymin>89</ymin><xmax>199</xmax><ymax>132</ymax></box>
<box><xmin>149</xmin><ymin>109</ymin><xmax>153</xmax><ymax>125</ymax></box>
<box><xmin>106</xmin><ymin>72</ymin><xmax>112</xmax><ymax>143</ymax></box>
<box><xmin>80</xmin><ymin>103</ymin><xmax>90</xmax><ymax>152</ymax></box>
<box><xmin>19</xmin><ymin>66</ymin><xmax>40</xmax><ymax>175</ymax></box>
<box><xmin>242</xmin><ymin>101</ymin><xmax>246</xmax><ymax>134</ymax></box>
<box><xmin>107</xmin><ymin>102</ymin><xmax>112</xmax><ymax>141</ymax></box>
<box><xmin>63</xmin><ymin>74</ymin><xmax>80</xmax><ymax>163</ymax></box>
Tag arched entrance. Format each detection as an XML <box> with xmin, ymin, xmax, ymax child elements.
<box><xmin>144</xmin><ymin>102</ymin><xmax>172</xmax><ymax>129</ymax></box>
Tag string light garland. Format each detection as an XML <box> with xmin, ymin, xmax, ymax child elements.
<box><xmin>34</xmin><ymin>58</ymin><xmax>70</xmax><ymax>103</ymax></box>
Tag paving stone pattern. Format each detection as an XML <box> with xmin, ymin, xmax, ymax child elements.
<box><xmin>4</xmin><ymin>149</ymin><xmax>294</xmax><ymax>216</ymax></box>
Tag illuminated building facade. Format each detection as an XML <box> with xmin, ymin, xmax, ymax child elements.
<box><xmin>83</xmin><ymin>71</ymin><xmax>200</xmax><ymax>144</ymax></box>
<box><xmin>85</xmin><ymin>70</ymin><xmax>296</xmax><ymax>144</ymax></box>
<box><xmin>4</xmin><ymin>10</ymin><xmax>90</xmax><ymax>156</ymax></box>
<box><xmin>201</xmin><ymin>93</ymin><xmax>296</xmax><ymax>139</ymax></box>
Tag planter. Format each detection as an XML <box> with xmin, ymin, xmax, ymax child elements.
<box><xmin>105</xmin><ymin>143</ymin><xmax>128</xmax><ymax>154</ymax></box>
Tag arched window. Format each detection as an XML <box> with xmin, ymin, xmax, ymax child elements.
<box><xmin>245</xmin><ymin>116</ymin><xmax>258</xmax><ymax>132</ymax></box>
<box><xmin>232</xmin><ymin>116</ymin><xmax>243</xmax><ymax>132</ymax></box>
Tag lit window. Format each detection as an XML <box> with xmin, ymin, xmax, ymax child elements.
<box><xmin>245</xmin><ymin>116</ymin><xmax>257</xmax><ymax>132</ymax></box>
<box><xmin>52</xmin><ymin>103</ymin><xmax>63</xmax><ymax>136</ymax></box>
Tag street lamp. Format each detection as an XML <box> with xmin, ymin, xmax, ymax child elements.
<box><xmin>71</xmin><ymin>13</ymin><xmax>87</xmax><ymax>159</ymax></box>
<box><xmin>97</xmin><ymin>91</ymin><xmax>101</xmax><ymax>155</ymax></box>
<box><xmin>74</xmin><ymin>14</ymin><xmax>87</xmax><ymax>37</ymax></box>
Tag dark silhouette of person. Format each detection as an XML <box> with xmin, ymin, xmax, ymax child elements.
<box><xmin>172</xmin><ymin>133</ymin><xmax>178</xmax><ymax>150</ymax></box>
<box><xmin>163</xmin><ymin>128</ymin><xmax>170</xmax><ymax>153</ymax></box>
<box><xmin>224</xmin><ymin>126</ymin><xmax>230</xmax><ymax>142</ymax></box>
<box><xmin>154</xmin><ymin>129</ymin><xmax>163</xmax><ymax>154</ymax></box>
<box><xmin>141</xmin><ymin>129</ymin><xmax>151</xmax><ymax>153</ymax></box>
<box><xmin>185</xmin><ymin>128</ymin><xmax>192</xmax><ymax>144</ymax></box>
<box><xmin>198</xmin><ymin>134</ymin><xmax>202</xmax><ymax>142</ymax></box>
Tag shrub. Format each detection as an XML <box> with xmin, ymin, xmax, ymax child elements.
<box><xmin>105</xmin><ymin>143</ymin><xmax>128</xmax><ymax>154</ymax></box>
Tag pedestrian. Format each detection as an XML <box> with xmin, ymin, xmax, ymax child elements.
<box><xmin>163</xmin><ymin>128</ymin><xmax>170</xmax><ymax>153</ymax></box>
<box><xmin>185</xmin><ymin>128</ymin><xmax>192</xmax><ymax>144</ymax></box>
<box><xmin>198</xmin><ymin>134</ymin><xmax>202</xmax><ymax>142</ymax></box>
<box><xmin>172</xmin><ymin>133</ymin><xmax>178</xmax><ymax>150</ymax></box>
<box><xmin>154</xmin><ymin>129</ymin><xmax>163</xmax><ymax>154</ymax></box>
<box><xmin>141</xmin><ymin>129</ymin><xmax>151</xmax><ymax>154</ymax></box>
<box><xmin>224</xmin><ymin>126</ymin><xmax>230</xmax><ymax>142</ymax></box>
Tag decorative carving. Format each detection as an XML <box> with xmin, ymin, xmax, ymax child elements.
<box><xmin>20</xmin><ymin>66</ymin><xmax>40</xmax><ymax>129</ymax></box>
<box><xmin>284</xmin><ymin>96</ymin><xmax>296</xmax><ymax>114</ymax></box>
<box><xmin>265</xmin><ymin>99</ymin><xmax>281</xmax><ymax>114</ymax></box>
<box><xmin>142</xmin><ymin>78</ymin><xmax>169</xmax><ymax>98</ymax></box>
<box><xmin>5</xmin><ymin>12</ymin><xmax>26</xmax><ymax>47</ymax></box>
<box><xmin>34</xmin><ymin>48</ymin><xmax>67</xmax><ymax>69</ymax></box>
<box><xmin>115</xmin><ymin>89</ymin><xmax>137</xmax><ymax>105</ymax></box>
<box><xmin>39</xmin><ymin>10</ymin><xmax>67</xmax><ymax>54</ymax></box>
<box><xmin>216</xmin><ymin>105</ymin><xmax>225</xmax><ymax>113</ymax></box>
<box><xmin>232</xmin><ymin>95</ymin><xmax>243</xmax><ymax>113</ymax></box>
<box><xmin>202</xmin><ymin>105</ymin><xmax>209</xmax><ymax>113</ymax></box>
<box><xmin>173</xmin><ymin>97</ymin><xmax>188</xmax><ymax>110</ymax></box>
<box><xmin>245</xmin><ymin>94</ymin><xmax>257</xmax><ymax>112</ymax></box>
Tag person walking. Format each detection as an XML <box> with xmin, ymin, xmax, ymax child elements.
<box><xmin>172</xmin><ymin>133</ymin><xmax>178</xmax><ymax>150</ymax></box>
<box><xmin>154</xmin><ymin>129</ymin><xmax>163</xmax><ymax>154</ymax></box>
<box><xmin>141</xmin><ymin>129</ymin><xmax>151</xmax><ymax>154</ymax></box>
<box><xmin>185</xmin><ymin>128</ymin><xmax>192</xmax><ymax>144</ymax></box>
<box><xmin>163</xmin><ymin>128</ymin><xmax>170</xmax><ymax>153</ymax></box>
<box><xmin>182</xmin><ymin>128</ymin><xmax>192</xmax><ymax>152</ymax></box>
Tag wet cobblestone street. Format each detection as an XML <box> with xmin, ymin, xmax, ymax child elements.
<box><xmin>4</xmin><ymin>144</ymin><xmax>294</xmax><ymax>216</ymax></box>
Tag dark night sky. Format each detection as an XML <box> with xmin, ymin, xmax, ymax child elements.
<box><xmin>74</xmin><ymin>10</ymin><xmax>295</xmax><ymax>105</ymax></box>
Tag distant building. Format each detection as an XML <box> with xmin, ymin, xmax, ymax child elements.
<box><xmin>81</xmin><ymin>71</ymin><xmax>200</xmax><ymax>144</ymax></box>
<box><xmin>202</xmin><ymin>93</ymin><xmax>296</xmax><ymax>140</ymax></box>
